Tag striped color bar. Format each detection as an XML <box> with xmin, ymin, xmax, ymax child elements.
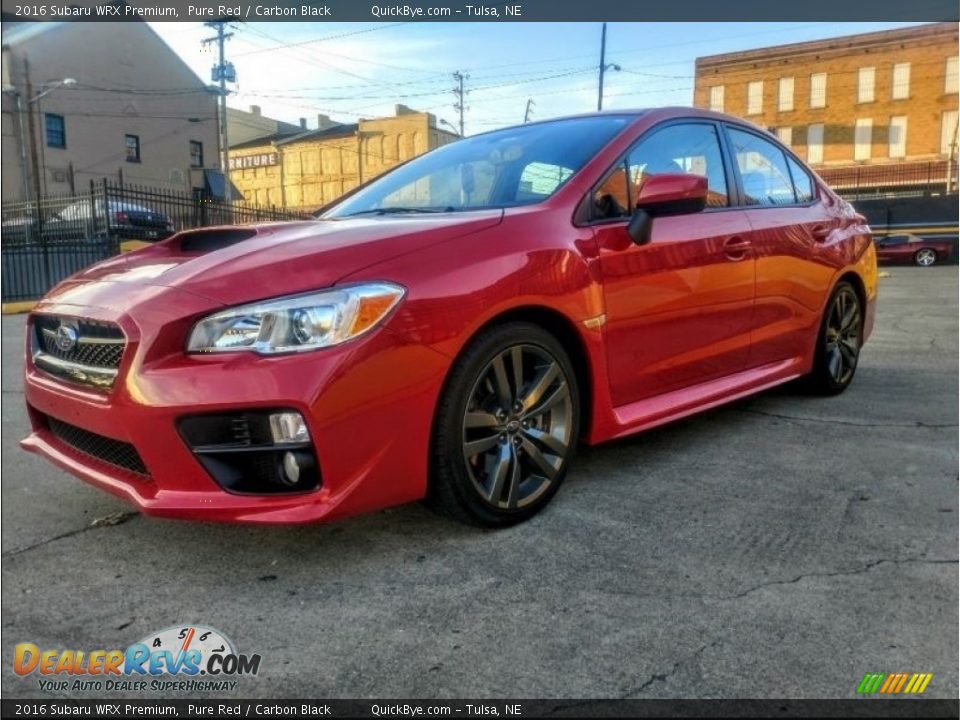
<box><xmin>857</xmin><ymin>673</ymin><xmax>933</xmax><ymax>694</ymax></box>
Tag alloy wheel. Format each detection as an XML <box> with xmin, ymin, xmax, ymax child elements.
<box><xmin>824</xmin><ymin>287</ymin><xmax>861</xmax><ymax>386</ymax></box>
<box><xmin>915</xmin><ymin>249</ymin><xmax>937</xmax><ymax>266</ymax></box>
<box><xmin>461</xmin><ymin>344</ymin><xmax>573</xmax><ymax>510</ymax></box>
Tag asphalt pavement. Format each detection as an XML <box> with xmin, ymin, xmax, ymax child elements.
<box><xmin>1</xmin><ymin>266</ymin><xmax>957</xmax><ymax>700</ymax></box>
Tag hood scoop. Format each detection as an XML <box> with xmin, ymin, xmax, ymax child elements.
<box><xmin>178</xmin><ymin>228</ymin><xmax>259</xmax><ymax>253</ymax></box>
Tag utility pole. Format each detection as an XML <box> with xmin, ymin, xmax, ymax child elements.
<box><xmin>596</xmin><ymin>23</ymin><xmax>621</xmax><ymax>112</ymax></box>
<box><xmin>452</xmin><ymin>71</ymin><xmax>468</xmax><ymax>137</ymax></box>
<box><xmin>202</xmin><ymin>20</ymin><xmax>236</xmax><ymax>201</ymax></box>
<box><xmin>597</xmin><ymin>23</ymin><xmax>607</xmax><ymax>112</ymax></box>
<box><xmin>524</xmin><ymin>98</ymin><xmax>535</xmax><ymax>123</ymax></box>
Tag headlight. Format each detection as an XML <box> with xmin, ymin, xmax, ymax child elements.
<box><xmin>186</xmin><ymin>283</ymin><xmax>405</xmax><ymax>354</ymax></box>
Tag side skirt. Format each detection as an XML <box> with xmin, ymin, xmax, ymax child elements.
<box><xmin>595</xmin><ymin>357</ymin><xmax>806</xmax><ymax>444</ymax></box>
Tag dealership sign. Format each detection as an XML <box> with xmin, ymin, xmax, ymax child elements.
<box><xmin>230</xmin><ymin>153</ymin><xmax>278</xmax><ymax>170</ymax></box>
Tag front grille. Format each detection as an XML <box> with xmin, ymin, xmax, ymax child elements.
<box><xmin>46</xmin><ymin>416</ymin><xmax>149</xmax><ymax>477</ymax></box>
<box><xmin>34</xmin><ymin>315</ymin><xmax>125</xmax><ymax>369</ymax></box>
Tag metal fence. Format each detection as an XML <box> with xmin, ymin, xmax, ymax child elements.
<box><xmin>819</xmin><ymin>160</ymin><xmax>959</xmax><ymax>200</ymax></box>
<box><xmin>1</xmin><ymin>180</ymin><xmax>309</xmax><ymax>302</ymax></box>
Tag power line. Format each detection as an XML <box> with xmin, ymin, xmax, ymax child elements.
<box><xmin>452</xmin><ymin>71</ymin><xmax>468</xmax><ymax>136</ymax></box>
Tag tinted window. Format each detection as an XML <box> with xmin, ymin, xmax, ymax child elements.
<box><xmin>324</xmin><ymin>115</ymin><xmax>631</xmax><ymax>217</ymax></box>
<box><xmin>786</xmin><ymin>157</ymin><xmax>815</xmax><ymax>203</ymax></box>
<box><xmin>727</xmin><ymin>127</ymin><xmax>796</xmax><ymax>206</ymax></box>
<box><xmin>627</xmin><ymin>123</ymin><xmax>729</xmax><ymax>209</ymax></box>
<box><xmin>45</xmin><ymin>114</ymin><xmax>65</xmax><ymax>148</ymax></box>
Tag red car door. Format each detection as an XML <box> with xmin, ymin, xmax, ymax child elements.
<box><xmin>591</xmin><ymin>121</ymin><xmax>756</xmax><ymax>408</ymax></box>
<box><xmin>722</xmin><ymin>126</ymin><xmax>838</xmax><ymax>368</ymax></box>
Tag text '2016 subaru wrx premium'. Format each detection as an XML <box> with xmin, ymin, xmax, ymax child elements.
<box><xmin>22</xmin><ymin>108</ymin><xmax>877</xmax><ymax>526</ymax></box>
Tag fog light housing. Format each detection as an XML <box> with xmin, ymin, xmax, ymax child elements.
<box><xmin>281</xmin><ymin>450</ymin><xmax>315</xmax><ymax>486</ymax></box>
<box><xmin>269</xmin><ymin>412</ymin><xmax>309</xmax><ymax>444</ymax></box>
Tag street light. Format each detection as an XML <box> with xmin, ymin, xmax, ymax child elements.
<box><xmin>3</xmin><ymin>78</ymin><xmax>77</xmax><ymax>203</ymax></box>
<box><xmin>439</xmin><ymin>118</ymin><xmax>460</xmax><ymax>137</ymax></box>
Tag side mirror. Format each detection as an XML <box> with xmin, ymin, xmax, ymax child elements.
<box><xmin>627</xmin><ymin>173</ymin><xmax>708</xmax><ymax>245</ymax></box>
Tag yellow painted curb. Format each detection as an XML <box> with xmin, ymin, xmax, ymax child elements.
<box><xmin>1</xmin><ymin>300</ymin><xmax>37</xmax><ymax>315</ymax></box>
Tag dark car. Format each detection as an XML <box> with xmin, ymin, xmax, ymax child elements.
<box><xmin>1</xmin><ymin>199</ymin><xmax>174</xmax><ymax>244</ymax></box>
<box><xmin>875</xmin><ymin>234</ymin><xmax>952</xmax><ymax>266</ymax></box>
<box><xmin>49</xmin><ymin>199</ymin><xmax>175</xmax><ymax>242</ymax></box>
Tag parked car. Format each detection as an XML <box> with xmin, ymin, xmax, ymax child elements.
<box><xmin>1</xmin><ymin>199</ymin><xmax>174</xmax><ymax>244</ymax></box>
<box><xmin>21</xmin><ymin>108</ymin><xmax>877</xmax><ymax>526</ymax></box>
<box><xmin>48</xmin><ymin>198</ymin><xmax>175</xmax><ymax>242</ymax></box>
<box><xmin>874</xmin><ymin>233</ymin><xmax>952</xmax><ymax>266</ymax></box>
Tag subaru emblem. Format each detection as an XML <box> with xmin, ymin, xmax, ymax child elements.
<box><xmin>55</xmin><ymin>324</ymin><xmax>78</xmax><ymax>353</ymax></box>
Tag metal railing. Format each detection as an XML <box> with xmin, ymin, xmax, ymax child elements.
<box><xmin>1</xmin><ymin>180</ymin><xmax>310</xmax><ymax>302</ymax></box>
<box><xmin>818</xmin><ymin>160</ymin><xmax>959</xmax><ymax>199</ymax></box>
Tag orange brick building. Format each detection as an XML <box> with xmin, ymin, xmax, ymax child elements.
<box><xmin>693</xmin><ymin>23</ymin><xmax>959</xmax><ymax>191</ymax></box>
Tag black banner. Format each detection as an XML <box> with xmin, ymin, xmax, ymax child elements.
<box><xmin>1</xmin><ymin>0</ymin><xmax>958</xmax><ymax>22</ymax></box>
<box><xmin>2</xmin><ymin>699</ymin><xmax>960</xmax><ymax>719</ymax></box>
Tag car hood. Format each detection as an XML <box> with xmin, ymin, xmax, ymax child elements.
<box><xmin>43</xmin><ymin>212</ymin><xmax>503</xmax><ymax>311</ymax></box>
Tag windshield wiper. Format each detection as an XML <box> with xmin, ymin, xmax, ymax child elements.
<box><xmin>341</xmin><ymin>206</ymin><xmax>455</xmax><ymax>217</ymax></box>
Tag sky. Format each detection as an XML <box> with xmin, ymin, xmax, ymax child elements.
<box><xmin>150</xmin><ymin>21</ymin><xmax>926</xmax><ymax>135</ymax></box>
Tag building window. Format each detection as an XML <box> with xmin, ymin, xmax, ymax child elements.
<box><xmin>190</xmin><ymin>141</ymin><xmax>204</xmax><ymax>168</ymax></box>
<box><xmin>807</xmin><ymin>123</ymin><xmax>824</xmax><ymax>164</ymax></box>
<box><xmin>891</xmin><ymin>63</ymin><xmax>910</xmax><ymax>100</ymax></box>
<box><xmin>857</xmin><ymin>67</ymin><xmax>875</xmax><ymax>103</ymax></box>
<box><xmin>746</xmin><ymin>81</ymin><xmax>763</xmax><ymax>115</ymax></box>
<box><xmin>809</xmin><ymin>73</ymin><xmax>827</xmax><ymax>108</ymax></box>
<box><xmin>708</xmin><ymin>85</ymin><xmax>724</xmax><ymax>112</ymax></box>
<box><xmin>942</xmin><ymin>110</ymin><xmax>959</xmax><ymax>156</ymax></box>
<box><xmin>125</xmin><ymin>134</ymin><xmax>141</xmax><ymax>163</ymax></box>
<box><xmin>777</xmin><ymin>77</ymin><xmax>794</xmax><ymax>112</ymax></box>
<box><xmin>946</xmin><ymin>56</ymin><xmax>959</xmax><ymax>94</ymax></box>
<box><xmin>45</xmin><ymin>113</ymin><xmax>65</xmax><ymax>148</ymax></box>
<box><xmin>775</xmin><ymin>127</ymin><xmax>793</xmax><ymax>146</ymax></box>
<box><xmin>888</xmin><ymin>116</ymin><xmax>908</xmax><ymax>158</ymax></box>
<box><xmin>854</xmin><ymin>118</ymin><xmax>873</xmax><ymax>160</ymax></box>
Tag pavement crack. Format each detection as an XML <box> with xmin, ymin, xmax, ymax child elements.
<box><xmin>620</xmin><ymin>640</ymin><xmax>720</xmax><ymax>698</ymax></box>
<box><xmin>735</xmin><ymin>407</ymin><xmax>956</xmax><ymax>429</ymax></box>
<box><xmin>728</xmin><ymin>557</ymin><xmax>959</xmax><ymax>600</ymax></box>
<box><xmin>2</xmin><ymin>512</ymin><xmax>140</xmax><ymax>558</ymax></box>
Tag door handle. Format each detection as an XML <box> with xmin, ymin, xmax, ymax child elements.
<box><xmin>811</xmin><ymin>223</ymin><xmax>832</xmax><ymax>242</ymax></box>
<box><xmin>722</xmin><ymin>236</ymin><xmax>751</xmax><ymax>259</ymax></box>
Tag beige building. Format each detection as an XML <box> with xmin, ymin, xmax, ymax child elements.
<box><xmin>694</xmin><ymin>23</ymin><xmax>959</xmax><ymax>173</ymax></box>
<box><xmin>1</xmin><ymin>21</ymin><xmax>220</xmax><ymax>202</ymax></box>
<box><xmin>229</xmin><ymin>105</ymin><xmax>458</xmax><ymax>211</ymax></box>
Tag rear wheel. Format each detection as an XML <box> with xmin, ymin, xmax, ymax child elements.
<box><xmin>805</xmin><ymin>281</ymin><xmax>862</xmax><ymax>395</ymax></box>
<box><xmin>428</xmin><ymin>322</ymin><xmax>580</xmax><ymax>526</ymax></box>
<box><xmin>914</xmin><ymin>248</ymin><xmax>937</xmax><ymax>266</ymax></box>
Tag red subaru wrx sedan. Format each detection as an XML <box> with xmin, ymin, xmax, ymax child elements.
<box><xmin>21</xmin><ymin>108</ymin><xmax>877</xmax><ymax>526</ymax></box>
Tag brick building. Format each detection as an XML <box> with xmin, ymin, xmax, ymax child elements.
<box><xmin>229</xmin><ymin>105</ymin><xmax>458</xmax><ymax>211</ymax></box>
<box><xmin>694</xmin><ymin>23</ymin><xmax>959</xmax><ymax>194</ymax></box>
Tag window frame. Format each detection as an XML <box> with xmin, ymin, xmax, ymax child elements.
<box><xmin>888</xmin><ymin>115</ymin><xmax>908</xmax><ymax>158</ymax></box>
<box><xmin>578</xmin><ymin>118</ymin><xmax>740</xmax><ymax>227</ymax></box>
<box><xmin>190</xmin><ymin>140</ymin><xmax>204</xmax><ymax>168</ymax></box>
<box><xmin>708</xmin><ymin>85</ymin><xmax>725</xmax><ymax>113</ymax></box>
<box><xmin>891</xmin><ymin>62</ymin><xmax>911</xmax><ymax>101</ymax></box>
<box><xmin>45</xmin><ymin>113</ymin><xmax>66</xmax><ymax>149</ymax></box>
<box><xmin>777</xmin><ymin>76</ymin><xmax>794</xmax><ymax>112</ymax></box>
<box><xmin>746</xmin><ymin>80</ymin><xmax>764</xmax><ymax>115</ymax></box>
<box><xmin>857</xmin><ymin>66</ymin><xmax>876</xmax><ymax>104</ymax></box>
<box><xmin>945</xmin><ymin>56</ymin><xmax>959</xmax><ymax>95</ymax></box>
<box><xmin>720</xmin><ymin>122</ymin><xmax>821</xmax><ymax>211</ymax></box>
<box><xmin>125</xmin><ymin>134</ymin><xmax>141</xmax><ymax>163</ymax></box>
<box><xmin>809</xmin><ymin>72</ymin><xmax>827</xmax><ymax>109</ymax></box>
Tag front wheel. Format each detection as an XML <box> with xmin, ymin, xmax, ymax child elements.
<box><xmin>805</xmin><ymin>281</ymin><xmax>862</xmax><ymax>395</ymax></box>
<box><xmin>914</xmin><ymin>248</ymin><xmax>937</xmax><ymax>266</ymax></box>
<box><xmin>428</xmin><ymin>322</ymin><xmax>580</xmax><ymax>526</ymax></box>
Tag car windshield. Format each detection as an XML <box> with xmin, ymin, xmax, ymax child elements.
<box><xmin>322</xmin><ymin>115</ymin><xmax>633</xmax><ymax>218</ymax></box>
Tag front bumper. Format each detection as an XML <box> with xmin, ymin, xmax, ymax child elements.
<box><xmin>21</xmin><ymin>300</ymin><xmax>450</xmax><ymax>524</ymax></box>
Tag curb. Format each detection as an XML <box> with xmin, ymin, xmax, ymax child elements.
<box><xmin>1</xmin><ymin>301</ymin><xmax>37</xmax><ymax>315</ymax></box>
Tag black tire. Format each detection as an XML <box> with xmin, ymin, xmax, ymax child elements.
<box><xmin>914</xmin><ymin>248</ymin><xmax>937</xmax><ymax>267</ymax></box>
<box><xmin>427</xmin><ymin>322</ymin><xmax>580</xmax><ymax>526</ymax></box>
<box><xmin>805</xmin><ymin>281</ymin><xmax>863</xmax><ymax>395</ymax></box>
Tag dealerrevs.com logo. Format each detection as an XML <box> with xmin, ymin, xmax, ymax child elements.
<box><xmin>14</xmin><ymin>625</ymin><xmax>261</xmax><ymax>693</ymax></box>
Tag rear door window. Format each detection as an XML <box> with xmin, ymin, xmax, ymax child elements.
<box><xmin>727</xmin><ymin>127</ymin><xmax>798</xmax><ymax>206</ymax></box>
